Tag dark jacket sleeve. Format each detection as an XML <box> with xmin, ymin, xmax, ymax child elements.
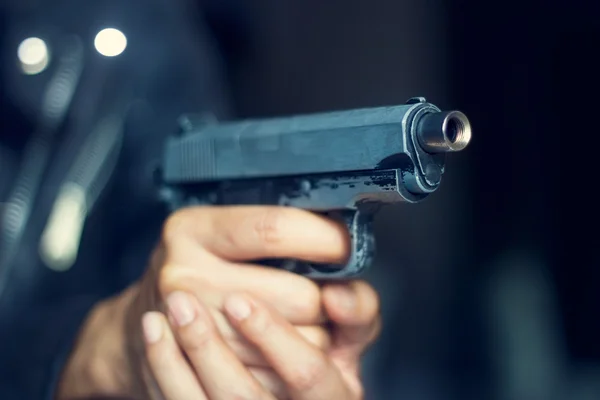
<box><xmin>0</xmin><ymin>296</ymin><xmax>100</xmax><ymax>400</ymax></box>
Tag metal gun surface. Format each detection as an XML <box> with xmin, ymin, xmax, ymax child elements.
<box><xmin>160</xmin><ymin>97</ymin><xmax>472</xmax><ymax>279</ymax></box>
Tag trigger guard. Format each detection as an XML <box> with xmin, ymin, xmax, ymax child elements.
<box><xmin>290</xmin><ymin>210</ymin><xmax>376</xmax><ymax>280</ymax></box>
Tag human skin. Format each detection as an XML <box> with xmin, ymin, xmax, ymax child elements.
<box><xmin>56</xmin><ymin>206</ymin><xmax>381</xmax><ymax>399</ymax></box>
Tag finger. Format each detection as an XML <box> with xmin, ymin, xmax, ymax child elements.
<box><xmin>250</xmin><ymin>368</ymin><xmax>289</xmax><ymax>400</ymax></box>
<box><xmin>159</xmin><ymin>256</ymin><xmax>325</xmax><ymax>325</ymax></box>
<box><xmin>164</xmin><ymin>206</ymin><xmax>350</xmax><ymax>264</ymax></box>
<box><xmin>157</xmin><ymin>313</ymin><xmax>290</xmax><ymax>400</ymax></box>
<box><xmin>196</xmin><ymin>261</ymin><xmax>328</xmax><ymax>324</ymax></box>
<box><xmin>224</xmin><ymin>294</ymin><xmax>352</xmax><ymax>400</ymax></box>
<box><xmin>142</xmin><ymin>312</ymin><xmax>207</xmax><ymax>400</ymax></box>
<box><xmin>224</xmin><ymin>323</ymin><xmax>332</xmax><ymax>367</ymax></box>
<box><xmin>161</xmin><ymin>208</ymin><xmax>335</xmax><ymax>323</ymax></box>
<box><xmin>207</xmin><ymin>308</ymin><xmax>331</xmax><ymax>366</ymax></box>
<box><xmin>322</xmin><ymin>281</ymin><xmax>381</xmax><ymax>360</ymax></box>
<box><xmin>166</xmin><ymin>291</ymin><xmax>275</xmax><ymax>400</ymax></box>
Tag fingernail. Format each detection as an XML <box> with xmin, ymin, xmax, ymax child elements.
<box><xmin>333</xmin><ymin>285</ymin><xmax>356</xmax><ymax>310</ymax></box>
<box><xmin>167</xmin><ymin>291</ymin><xmax>196</xmax><ymax>326</ymax></box>
<box><xmin>224</xmin><ymin>295</ymin><xmax>252</xmax><ymax>321</ymax></box>
<box><xmin>142</xmin><ymin>312</ymin><xmax>163</xmax><ymax>344</ymax></box>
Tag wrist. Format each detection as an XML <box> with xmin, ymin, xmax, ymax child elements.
<box><xmin>55</xmin><ymin>285</ymin><xmax>139</xmax><ymax>399</ymax></box>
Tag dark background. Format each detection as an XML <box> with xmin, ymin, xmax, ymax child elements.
<box><xmin>220</xmin><ymin>2</ymin><xmax>600</xmax><ymax>397</ymax></box>
<box><xmin>1</xmin><ymin>0</ymin><xmax>598</xmax><ymax>399</ymax></box>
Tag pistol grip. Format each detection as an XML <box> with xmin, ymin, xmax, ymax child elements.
<box><xmin>266</xmin><ymin>209</ymin><xmax>375</xmax><ymax>280</ymax></box>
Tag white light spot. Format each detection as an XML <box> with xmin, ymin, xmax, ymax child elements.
<box><xmin>94</xmin><ymin>28</ymin><xmax>127</xmax><ymax>57</ymax></box>
<box><xmin>39</xmin><ymin>183</ymin><xmax>88</xmax><ymax>272</ymax></box>
<box><xmin>17</xmin><ymin>37</ymin><xmax>49</xmax><ymax>75</ymax></box>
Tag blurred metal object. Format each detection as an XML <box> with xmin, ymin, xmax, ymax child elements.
<box><xmin>39</xmin><ymin>112</ymin><xmax>126</xmax><ymax>271</ymax></box>
<box><xmin>0</xmin><ymin>35</ymin><xmax>83</xmax><ymax>295</ymax></box>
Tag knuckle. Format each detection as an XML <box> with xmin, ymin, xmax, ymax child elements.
<box><xmin>156</xmin><ymin>264</ymin><xmax>214</xmax><ymax>301</ymax></box>
<box><xmin>162</xmin><ymin>210</ymin><xmax>190</xmax><ymax>243</ymax></box>
<box><xmin>156</xmin><ymin>265</ymin><xmax>179</xmax><ymax>296</ymax></box>
<box><xmin>161</xmin><ymin>208</ymin><xmax>217</xmax><ymax>264</ymax></box>
<box><xmin>253</xmin><ymin>208</ymin><xmax>286</xmax><ymax>247</ymax></box>
<box><xmin>246</xmin><ymin>307</ymin><xmax>276</xmax><ymax>336</ymax></box>
<box><xmin>289</xmin><ymin>354</ymin><xmax>329</xmax><ymax>392</ymax></box>
<box><xmin>178</xmin><ymin>323</ymin><xmax>213</xmax><ymax>353</ymax></box>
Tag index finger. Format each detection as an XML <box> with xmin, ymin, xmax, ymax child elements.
<box><xmin>164</xmin><ymin>206</ymin><xmax>350</xmax><ymax>264</ymax></box>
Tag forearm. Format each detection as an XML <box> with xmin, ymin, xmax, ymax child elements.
<box><xmin>55</xmin><ymin>284</ymin><xmax>139</xmax><ymax>399</ymax></box>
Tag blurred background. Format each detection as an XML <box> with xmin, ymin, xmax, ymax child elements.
<box><xmin>1</xmin><ymin>0</ymin><xmax>598</xmax><ymax>399</ymax></box>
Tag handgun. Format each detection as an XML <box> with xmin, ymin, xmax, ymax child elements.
<box><xmin>158</xmin><ymin>97</ymin><xmax>472</xmax><ymax>279</ymax></box>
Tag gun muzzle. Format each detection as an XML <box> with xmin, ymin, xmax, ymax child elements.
<box><xmin>416</xmin><ymin>110</ymin><xmax>472</xmax><ymax>153</ymax></box>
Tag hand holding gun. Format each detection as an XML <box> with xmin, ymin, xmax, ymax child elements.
<box><xmin>159</xmin><ymin>97</ymin><xmax>472</xmax><ymax>279</ymax></box>
<box><xmin>56</xmin><ymin>97</ymin><xmax>472</xmax><ymax>400</ymax></box>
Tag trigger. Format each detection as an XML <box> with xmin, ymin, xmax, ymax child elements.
<box><xmin>303</xmin><ymin>209</ymin><xmax>376</xmax><ymax>280</ymax></box>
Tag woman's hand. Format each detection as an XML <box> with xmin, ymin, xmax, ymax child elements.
<box><xmin>144</xmin><ymin>282</ymin><xmax>380</xmax><ymax>399</ymax></box>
